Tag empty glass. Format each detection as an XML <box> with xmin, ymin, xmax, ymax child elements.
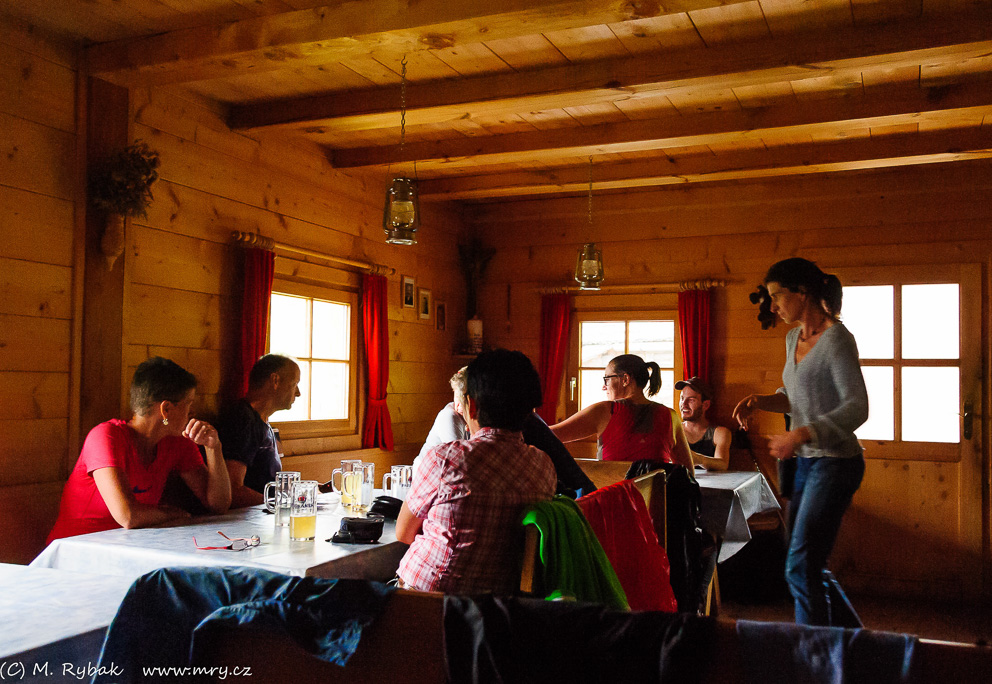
<box><xmin>264</xmin><ymin>471</ymin><xmax>301</xmax><ymax>527</ymax></box>
<box><xmin>383</xmin><ymin>465</ymin><xmax>414</xmax><ymax>500</ymax></box>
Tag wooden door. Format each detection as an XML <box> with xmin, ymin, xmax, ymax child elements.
<box><xmin>830</xmin><ymin>263</ymin><xmax>984</xmax><ymax>599</ymax></box>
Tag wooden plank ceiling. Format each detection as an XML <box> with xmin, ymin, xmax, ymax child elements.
<box><xmin>4</xmin><ymin>0</ymin><xmax>992</xmax><ymax>202</ymax></box>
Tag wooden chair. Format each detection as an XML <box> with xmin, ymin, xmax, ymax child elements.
<box><xmin>521</xmin><ymin>471</ymin><xmax>666</xmax><ymax>597</ymax></box>
<box><xmin>574</xmin><ymin>458</ymin><xmax>631</xmax><ymax>490</ymax></box>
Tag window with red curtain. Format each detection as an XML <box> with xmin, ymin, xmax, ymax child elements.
<box><xmin>537</xmin><ymin>293</ymin><xmax>571</xmax><ymax>424</ymax></box>
<box><xmin>361</xmin><ymin>273</ymin><xmax>393</xmax><ymax>449</ymax></box>
<box><xmin>236</xmin><ymin>247</ymin><xmax>275</xmax><ymax>396</ymax></box>
<box><xmin>677</xmin><ymin>288</ymin><xmax>710</xmax><ymax>381</ymax></box>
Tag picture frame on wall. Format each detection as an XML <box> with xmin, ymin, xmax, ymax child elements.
<box><xmin>436</xmin><ymin>301</ymin><xmax>446</xmax><ymax>331</ymax></box>
<box><xmin>418</xmin><ymin>288</ymin><xmax>432</xmax><ymax>320</ymax></box>
<box><xmin>402</xmin><ymin>276</ymin><xmax>415</xmax><ymax>308</ymax></box>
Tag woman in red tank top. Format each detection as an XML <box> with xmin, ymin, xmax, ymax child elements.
<box><xmin>550</xmin><ymin>354</ymin><xmax>694</xmax><ymax>468</ymax></box>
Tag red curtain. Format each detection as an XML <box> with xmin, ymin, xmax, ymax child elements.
<box><xmin>237</xmin><ymin>247</ymin><xmax>275</xmax><ymax>396</ymax></box>
<box><xmin>677</xmin><ymin>288</ymin><xmax>710</xmax><ymax>381</ymax></box>
<box><xmin>537</xmin><ymin>293</ymin><xmax>571</xmax><ymax>424</ymax></box>
<box><xmin>361</xmin><ymin>273</ymin><xmax>394</xmax><ymax>450</ymax></box>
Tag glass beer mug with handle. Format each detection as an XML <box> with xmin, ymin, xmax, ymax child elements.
<box><xmin>344</xmin><ymin>462</ymin><xmax>375</xmax><ymax>513</ymax></box>
<box><xmin>323</xmin><ymin>459</ymin><xmax>362</xmax><ymax>505</ymax></box>
<box><xmin>290</xmin><ymin>480</ymin><xmax>319</xmax><ymax>541</ymax></box>
<box><xmin>264</xmin><ymin>471</ymin><xmax>301</xmax><ymax>527</ymax></box>
<box><xmin>383</xmin><ymin>465</ymin><xmax>414</xmax><ymax>500</ymax></box>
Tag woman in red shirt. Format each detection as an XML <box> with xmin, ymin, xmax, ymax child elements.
<box><xmin>551</xmin><ymin>354</ymin><xmax>694</xmax><ymax>469</ymax></box>
<box><xmin>46</xmin><ymin>357</ymin><xmax>231</xmax><ymax>542</ymax></box>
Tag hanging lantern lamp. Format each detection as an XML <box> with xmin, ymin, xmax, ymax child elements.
<box><xmin>384</xmin><ymin>56</ymin><xmax>419</xmax><ymax>245</ymax></box>
<box><xmin>574</xmin><ymin>157</ymin><xmax>604</xmax><ymax>290</ymax></box>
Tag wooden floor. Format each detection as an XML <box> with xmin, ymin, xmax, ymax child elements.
<box><xmin>721</xmin><ymin>593</ymin><xmax>992</xmax><ymax>645</ymax></box>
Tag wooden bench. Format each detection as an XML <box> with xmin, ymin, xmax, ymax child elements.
<box><xmin>202</xmin><ymin>590</ymin><xmax>992</xmax><ymax>684</ymax></box>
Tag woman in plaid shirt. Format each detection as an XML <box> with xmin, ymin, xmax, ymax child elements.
<box><xmin>396</xmin><ymin>349</ymin><xmax>557</xmax><ymax>595</ymax></box>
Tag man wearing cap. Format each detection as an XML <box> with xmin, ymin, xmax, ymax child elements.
<box><xmin>675</xmin><ymin>377</ymin><xmax>731</xmax><ymax>471</ymax></box>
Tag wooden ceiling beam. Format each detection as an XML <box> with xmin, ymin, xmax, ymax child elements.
<box><xmin>330</xmin><ymin>80</ymin><xmax>992</xmax><ymax>168</ymax></box>
<box><xmin>84</xmin><ymin>0</ymin><xmax>752</xmax><ymax>87</ymax></box>
<box><xmin>231</xmin><ymin>8</ymin><xmax>992</xmax><ymax>133</ymax></box>
<box><xmin>417</xmin><ymin>128</ymin><xmax>992</xmax><ymax>200</ymax></box>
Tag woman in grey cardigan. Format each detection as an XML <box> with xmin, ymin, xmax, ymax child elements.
<box><xmin>733</xmin><ymin>258</ymin><xmax>868</xmax><ymax>626</ymax></box>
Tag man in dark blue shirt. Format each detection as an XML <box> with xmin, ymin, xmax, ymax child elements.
<box><xmin>216</xmin><ymin>354</ymin><xmax>300</xmax><ymax>507</ymax></box>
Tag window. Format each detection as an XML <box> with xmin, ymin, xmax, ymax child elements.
<box><xmin>575</xmin><ymin>317</ymin><xmax>679</xmax><ymax>411</ymax></box>
<box><xmin>267</xmin><ymin>285</ymin><xmax>359</xmax><ymax>436</ymax></box>
<box><xmin>843</xmin><ymin>283</ymin><xmax>961</xmax><ymax>446</ymax></box>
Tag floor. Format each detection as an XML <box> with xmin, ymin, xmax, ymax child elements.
<box><xmin>720</xmin><ymin>591</ymin><xmax>992</xmax><ymax>645</ymax></box>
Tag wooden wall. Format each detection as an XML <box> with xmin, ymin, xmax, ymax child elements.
<box><xmin>0</xmin><ymin>16</ymin><xmax>467</xmax><ymax>564</ymax></box>
<box><xmin>0</xmin><ymin>18</ymin><xmax>79</xmax><ymax>563</ymax></box>
<box><xmin>468</xmin><ymin>162</ymin><xmax>992</xmax><ymax>599</ymax></box>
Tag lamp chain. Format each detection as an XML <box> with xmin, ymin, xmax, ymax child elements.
<box><xmin>400</xmin><ymin>56</ymin><xmax>407</xmax><ymax>151</ymax></box>
<box><xmin>587</xmin><ymin>156</ymin><xmax>593</xmax><ymax>227</ymax></box>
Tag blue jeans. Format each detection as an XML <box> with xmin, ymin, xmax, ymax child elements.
<box><xmin>786</xmin><ymin>455</ymin><xmax>864</xmax><ymax>626</ymax></box>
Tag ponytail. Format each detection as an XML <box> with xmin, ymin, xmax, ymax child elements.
<box><xmin>644</xmin><ymin>362</ymin><xmax>662</xmax><ymax>397</ymax></box>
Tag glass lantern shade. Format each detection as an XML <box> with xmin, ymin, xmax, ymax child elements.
<box><xmin>574</xmin><ymin>242</ymin><xmax>604</xmax><ymax>290</ymax></box>
<box><xmin>383</xmin><ymin>177</ymin><xmax>420</xmax><ymax>245</ymax></box>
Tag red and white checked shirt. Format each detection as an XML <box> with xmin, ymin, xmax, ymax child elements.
<box><xmin>397</xmin><ymin>427</ymin><xmax>556</xmax><ymax>595</ymax></box>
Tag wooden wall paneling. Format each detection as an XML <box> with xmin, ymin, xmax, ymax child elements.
<box><xmin>0</xmin><ymin>187</ymin><xmax>74</xmax><ymax>266</ymax></box>
<box><xmin>127</xmin><ymin>284</ymin><xmax>222</xmax><ymax>349</ymax></box>
<box><xmin>0</xmin><ymin>40</ymin><xmax>76</xmax><ymax>133</ymax></box>
<box><xmin>0</xmin><ymin>111</ymin><xmax>75</xmax><ymax>199</ymax></box>
<box><xmin>0</xmin><ymin>417</ymin><xmax>67</xmax><ymax>486</ymax></box>
<box><xmin>80</xmin><ymin>77</ymin><xmax>129</xmax><ymax>437</ymax></box>
<box><xmin>129</xmin><ymin>224</ymin><xmax>229</xmax><ymax>294</ymax></box>
<box><xmin>0</xmin><ymin>257</ymin><xmax>72</xmax><ymax>319</ymax></box>
<box><xmin>0</xmin><ymin>371</ymin><xmax>68</xmax><ymax>420</ymax></box>
<box><xmin>0</xmin><ymin>314</ymin><xmax>71</xmax><ymax>370</ymax></box>
<box><xmin>0</xmin><ymin>481</ymin><xmax>64</xmax><ymax>564</ymax></box>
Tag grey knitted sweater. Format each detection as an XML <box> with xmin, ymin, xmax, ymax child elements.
<box><xmin>778</xmin><ymin>323</ymin><xmax>868</xmax><ymax>459</ymax></box>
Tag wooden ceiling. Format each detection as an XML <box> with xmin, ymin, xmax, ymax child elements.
<box><xmin>4</xmin><ymin>0</ymin><xmax>992</xmax><ymax>202</ymax></box>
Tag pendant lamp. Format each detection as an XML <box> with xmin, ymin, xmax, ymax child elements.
<box><xmin>383</xmin><ymin>56</ymin><xmax>420</xmax><ymax>245</ymax></box>
<box><xmin>574</xmin><ymin>157</ymin><xmax>604</xmax><ymax>290</ymax></box>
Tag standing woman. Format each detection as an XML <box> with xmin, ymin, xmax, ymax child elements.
<box><xmin>47</xmin><ymin>357</ymin><xmax>232</xmax><ymax>542</ymax></box>
<box><xmin>733</xmin><ymin>257</ymin><xmax>868</xmax><ymax>626</ymax></box>
<box><xmin>551</xmin><ymin>354</ymin><xmax>694</xmax><ymax>470</ymax></box>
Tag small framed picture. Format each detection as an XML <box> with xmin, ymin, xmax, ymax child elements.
<box><xmin>418</xmin><ymin>288</ymin><xmax>432</xmax><ymax>320</ymax></box>
<box><xmin>436</xmin><ymin>301</ymin><xmax>446</xmax><ymax>331</ymax></box>
<box><xmin>401</xmin><ymin>276</ymin><xmax>415</xmax><ymax>309</ymax></box>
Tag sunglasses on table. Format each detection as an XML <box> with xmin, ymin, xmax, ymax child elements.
<box><xmin>193</xmin><ymin>531</ymin><xmax>261</xmax><ymax>551</ymax></box>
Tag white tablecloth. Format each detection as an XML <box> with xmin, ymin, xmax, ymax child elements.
<box><xmin>30</xmin><ymin>494</ymin><xmax>405</xmax><ymax>585</ymax></box>
<box><xmin>694</xmin><ymin>470</ymin><xmax>780</xmax><ymax>562</ymax></box>
<box><xmin>0</xmin><ymin>563</ymin><xmax>134</xmax><ymax>681</ymax></box>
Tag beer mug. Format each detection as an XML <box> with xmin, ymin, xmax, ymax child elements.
<box><xmin>328</xmin><ymin>459</ymin><xmax>362</xmax><ymax>506</ymax></box>
<box><xmin>290</xmin><ymin>480</ymin><xmax>319</xmax><ymax>541</ymax></box>
<box><xmin>264</xmin><ymin>471</ymin><xmax>301</xmax><ymax>527</ymax></box>
<box><xmin>383</xmin><ymin>465</ymin><xmax>414</xmax><ymax>500</ymax></box>
<box><xmin>343</xmin><ymin>462</ymin><xmax>375</xmax><ymax>513</ymax></box>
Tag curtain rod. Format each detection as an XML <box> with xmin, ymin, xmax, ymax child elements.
<box><xmin>231</xmin><ymin>231</ymin><xmax>395</xmax><ymax>276</ymax></box>
<box><xmin>536</xmin><ymin>279</ymin><xmax>728</xmax><ymax>295</ymax></box>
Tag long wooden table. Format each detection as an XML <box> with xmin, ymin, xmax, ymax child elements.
<box><xmin>30</xmin><ymin>493</ymin><xmax>406</xmax><ymax>585</ymax></box>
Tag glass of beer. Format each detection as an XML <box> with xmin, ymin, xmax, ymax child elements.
<box><xmin>289</xmin><ymin>480</ymin><xmax>318</xmax><ymax>541</ymax></box>
<box><xmin>343</xmin><ymin>462</ymin><xmax>375</xmax><ymax>513</ymax></box>
<box><xmin>327</xmin><ymin>459</ymin><xmax>362</xmax><ymax>507</ymax></box>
